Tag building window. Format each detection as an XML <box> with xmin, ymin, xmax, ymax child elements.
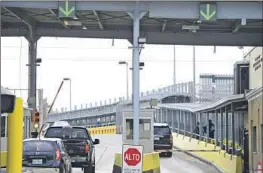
<box><xmin>126</xmin><ymin>118</ymin><xmax>151</xmax><ymax>140</ymax></box>
<box><xmin>253</xmin><ymin>126</ymin><xmax>257</xmax><ymax>152</ymax></box>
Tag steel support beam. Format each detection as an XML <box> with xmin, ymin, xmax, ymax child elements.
<box><xmin>161</xmin><ymin>20</ymin><xmax>167</xmax><ymax>32</ymax></box>
<box><xmin>205</xmin><ymin>113</ymin><xmax>209</xmax><ymax>144</ymax></box>
<box><xmin>48</xmin><ymin>9</ymin><xmax>70</xmax><ymax>29</ymax></box>
<box><xmin>215</xmin><ymin>110</ymin><xmax>218</xmax><ymax>146</ymax></box>
<box><xmin>231</xmin><ymin>103</ymin><xmax>235</xmax><ymax>157</ymax></box>
<box><xmin>225</xmin><ymin>106</ymin><xmax>229</xmax><ymax>152</ymax></box>
<box><xmin>93</xmin><ymin>10</ymin><xmax>104</xmax><ymax>30</ymax></box>
<box><xmin>2</xmin><ymin>28</ymin><xmax>262</xmax><ymax>46</ymax></box>
<box><xmin>26</xmin><ymin>33</ymin><xmax>39</xmax><ymax>112</ymax></box>
<box><xmin>1</xmin><ymin>2</ymin><xmax>262</xmax><ymax>20</ymax></box>
<box><xmin>3</xmin><ymin>7</ymin><xmax>36</xmax><ymax>28</ymax></box>
<box><xmin>220</xmin><ymin>108</ymin><xmax>224</xmax><ymax>149</ymax></box>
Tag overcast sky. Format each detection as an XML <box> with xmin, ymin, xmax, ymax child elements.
<box><xmin>1</xmin><ymin>37</ymin><xmax>253</xmax><ymax>111</ymax></box>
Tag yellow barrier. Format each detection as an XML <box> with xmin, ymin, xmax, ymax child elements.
<box><xmin>0</xmin><ymin>151</ymin><xmax>7</xmax><ymax>168</ymax></box>
<box><xmin>113</xmin><ymin>152</ymin><xmax>160</xmax><ymax>173</ymax></box>
<box><xmin>7</xmin><ymin>98</ymin><xmax>23</xmax><ymax>173</ymax></box>
<box><xmin>88</xmin><ymin>125</ymin><xmax>116</xmax><ymax>135</ymax></box>
<box><xmin>173</xmin><ymin>133</ymin><xmax>242</xmax><ymax>173</ymax></box>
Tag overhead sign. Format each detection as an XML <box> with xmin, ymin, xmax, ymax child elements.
<box><xmin>199</xmin><ymin>3</ymin><xmax>216</xmax><ymax>21</ymax></box>
<box><xmin>122</xmin><ymin>144</ymin><xmax>143</xmax><ymax>173</ymax></box>
<box><xmin>58</xmin><ymin>0</ymin><xmax>76</xmax><ymax>18</ymax></box>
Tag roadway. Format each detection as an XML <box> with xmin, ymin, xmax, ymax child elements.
<box><xmin>0</xmin><ymin>134</ymin><xmax>219</xmax><ymax>173</ymax></box>
<box><xmin>86</xmin><ymin>135</ymin><xmax>219</xmax><ymax>173</ymax></box>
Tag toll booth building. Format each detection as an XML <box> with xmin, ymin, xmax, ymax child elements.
<box><xmin>244</xmin><ymin>47</ymin><xmax>263</xmax><ymax>171</ymax></box>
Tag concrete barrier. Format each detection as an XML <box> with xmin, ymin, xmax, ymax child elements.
<box><xmin>112</xmin><ymin>152</ymin><xmax>160</xmax><ymax>173</ymax></box>
<box><xmin>88</xmin><ymin>125</ymin><xmax>116</xmax><ymax>135</ymax></box>
<box><xmin>173</xmin><ymin>133</ymin><xmax>242</xmax><ymax>173</ymax></box>
<box><xmin>1</xmin><ymin>151</ymin><xmax>7</xmax><ymax>168</ymax></box>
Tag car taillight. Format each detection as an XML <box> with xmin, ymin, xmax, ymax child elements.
<box><xmin>170</xmin><ymin>134</ymin><xmax>173</xmax><ymax>144</ymax></box>
<box><xmin>56</xmin><ymin>149</ymin><xmax>62</xmax><ymax>160</ymax></box>
<box><xmin>85</xmin><ymin>144</ymin><xmax>90</xmax><ymax>153</ymax></box>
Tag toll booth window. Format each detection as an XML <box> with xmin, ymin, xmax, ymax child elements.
<box><xmin>126</xmin><ymin>119</ymin><xmax>151</xmax><ymax>140</ymax></box>
<box><xmin>140</xmin><ymin>119</ymin><xmax>151</xmax><ymax>139</ymax></box>
<box><xmin>126</xmin><ymin>119</ymin><xmax>133</xmax><ymax>139</ymax></box>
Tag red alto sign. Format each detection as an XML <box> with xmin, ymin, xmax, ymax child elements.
<box><xmin>124</xmin><ymin>148</ymin><xmax>142</xmax><ymax>166</ymax></box>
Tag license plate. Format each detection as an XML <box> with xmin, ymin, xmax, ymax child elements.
<box><xmin>154</xmin><ymin>137</ymin><xmax>160</xmax><ymax>140</ymax></box>
<box><xmin>32</xmin><ymin>159</ymin><xmax>42</xmax><ymax>164</ymax></box>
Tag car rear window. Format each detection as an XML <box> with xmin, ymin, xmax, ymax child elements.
<box><xmin>154</xmin><ymin>126</ymin><xmax>171</xmax><ymax>135</ymax></box>
<box><xmin>23</xmin><ymin>141</ymin><xmax>56</xmax><ymax>152</ymax></box>
<box><xmin>45</xmin><ymin>127</ymin><xmax>89</xmax><ymax>139</ymax></box>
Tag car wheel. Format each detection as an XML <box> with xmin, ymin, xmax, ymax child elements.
<box><xmin>167</xmin><ymin>152</ymin><xmax>173</xmax><ymax>157</ymax></box>
<box><xmin>68</xmin><ymin>167</ymin><xmax>72</xmax><ymax>173</ymax></box>
<box><xmin>60</xmin><ymin>165</ymin><xmax>66</xmax><ymax>173</ymax></box>
<box><xmin>83</xmin><ymin>165</ymin><xmax>92</xmax><ymax>173</ymax></box>
<box><xmin>92</xmin><ymin>165</ymin><xmax>95</xmax><ymax>173</ymax></box>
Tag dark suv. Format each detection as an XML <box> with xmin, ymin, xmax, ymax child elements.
<box><xmin>153</xmin><ymin>123</ymin><xmax>173</xmax><ymax>157</ymax></box>
<box><xmin>23</xmin><ymin>138</ymin><xmax>72</xmax><ymax>173</ymax></box>
<box><xmin>44</xmin><ymin>126</ymin><xmax>99</xmax><ymax>173</ymax></box>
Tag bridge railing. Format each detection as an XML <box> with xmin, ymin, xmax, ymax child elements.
<box><xmin>172</xmin><ymin>128</ymin><xmax>243</xmax><ymax>156</ymax></box>
<box><xmin>50</xmin><ymin>81</ymin><xmax>194</xmax><ymax>114</ymax></box>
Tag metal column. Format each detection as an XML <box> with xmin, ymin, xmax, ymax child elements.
<box><xmin>198</xmin><ymin>113</ymin><xmax>202</xmax><ymax>143</ymax></box>
<box><xmin>172</xmin><ymin>110</ymin><xmax>174</xmax><ymax>132</ymax></box>
<box><xmin>206</xmin><ymin>112</ymin><xmax>209</xmax><ymax>144</ymax></box>
<box><xmin>215</xmin><ymin>110</ymin><xmax>218</xmax><ymax>146</ymax></box>
<box><xmin>190</xmin><ymin>113</ymin><xmax>194</xmax><ymax>140</ymax></box>
<box><xmin>27</xmin><ymin>35</ymin><xmax>38</xmax><ymax>112</ymax></box>
<box><xmin>231</xmin><ymin>103</ymin><xmax>235</xmax><ymax>156</ymax></box>
<box><xmin>192</xmin><ymin>46</ymin><xmax>196</xmax><ymax>103</ymax></box>
<box><xmin>225</xmin><ymin>106</ymin><xmax>229</xmax><ymax>152</ymax></box>
<box><xmin>220</xmin><ymin>108</ymin><xmax>224</xmax><ymax>149</ymax></box>
<box><xmin>166</xmin><ymin>108</ymin><xmax>168</xmax><ymax>123</ymax></box>
<box><xmin>184</xmin><ymin>111</ymin><xmax>187</xmax><ymax>136</ymax></box>
<box><xmin>177</xmin><ymin>111</ymin><xmax>180</xmax><ymax>136</ymax></box>
<box><xmin>132</xmin><ymin>1</ymin><xmax>140</xmax><ymax>145</ymax></box>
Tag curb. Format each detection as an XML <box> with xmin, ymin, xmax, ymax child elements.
<box><xmin>173</xmin><ymin>145</ymin><xmax>224</xmax><ymax>173</ymax></box>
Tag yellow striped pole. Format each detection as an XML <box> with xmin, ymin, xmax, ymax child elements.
<box><xmin>7</xmin><ymin>97</ymin><xmax>23</xmax><ymax>173</ymax></box>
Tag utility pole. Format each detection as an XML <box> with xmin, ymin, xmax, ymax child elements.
<box><xmin>173</xmin><ymin>45</ymin><xmax>176</xmax><ymax>86</ymax></box>
<box><xmin>38</xmin><ymin>89</ymin><xmax>44</xmax><ymax>128</ymax></box>
<box><xmin>193</xmin><ymin>46</ymin><xmax>196</xmax><ymax>103</ymax></box>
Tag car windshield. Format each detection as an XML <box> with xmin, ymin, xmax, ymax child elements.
<box><xmin>154</xmin><ymin>126</ymin><xmax>171</xmax><ymax>135</ymax></box>
<box><xmin>45</xmin><ymin>127</ymin><xmax>89</xmax><ymax>139</ymax></box>
<box><xmin>23</xmin><ymin>140</ymin><xmax>56</xmax><ymax>152</ymax></box>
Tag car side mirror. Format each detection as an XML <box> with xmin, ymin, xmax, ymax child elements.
<box><xmin>93</xmin><ymin>139</ymin><xmax>100</xmax><ymax>145</ymax></box>
<box><xmin>31</xmin><ymin>132</ymin><xmax>39</xmax><ymax>138</ymax></box>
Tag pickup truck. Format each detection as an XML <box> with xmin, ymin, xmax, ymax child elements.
<box><xmin>43</xmin><ymin>125</ymin><xmax>99</xmax><ymax>173</ymax></box>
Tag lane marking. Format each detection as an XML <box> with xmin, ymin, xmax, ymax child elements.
<box><xmin>95</xmin><ymin>145</ymin><xmax>109</xmax><ymax>168</ymax></box>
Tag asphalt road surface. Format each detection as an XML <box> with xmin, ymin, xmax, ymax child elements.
<box><xmin>1</xmin><ymin>135</ymin><xmax>220</xmax><ymax>173</ymax></box>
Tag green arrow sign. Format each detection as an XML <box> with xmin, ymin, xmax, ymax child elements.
<box><xmin>200</xmin><ymin>3</ymin><xmax>216</xmax><ymax>21</ymax></box>
<box><xmin>59</xmin><ymin>0</ymin><xmax>76</xmax><ymax>18</ymax></box>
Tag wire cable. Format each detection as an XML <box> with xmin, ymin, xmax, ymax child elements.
<box><xmin>18</xmin><ymin>37</ymin><xmax>23</xmax><ymax>97</ymax></box>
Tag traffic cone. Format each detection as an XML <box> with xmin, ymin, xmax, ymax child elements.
<box><xmin>257</xmin><ymin>161</ymin><xmax>262</xmax><ymax>173</ymax></box>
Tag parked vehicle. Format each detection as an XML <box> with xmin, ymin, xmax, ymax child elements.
<box><xmin>22</xmin><ymin>138</ymin><xmax>72</xmax><ymax>173</ymax></box>
<box><xmin>153</xmin><ymin>123</ymin><xmax>173</xmax><ymax>157</ymax></box>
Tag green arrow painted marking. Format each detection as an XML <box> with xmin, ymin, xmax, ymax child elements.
<box><xmin>59</xmin><ymin>0</ymin><xmax>75</xmax><ymax>17</ymax></box>
<box><xmin>200</xmin><ymin>4</ymin><xmax>216</xmax><ymax>20</ymax></box>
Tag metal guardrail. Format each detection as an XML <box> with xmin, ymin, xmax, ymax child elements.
<box><xmin>51</xmin><ymin>82</ymin><xmax>194</xmax><ymax>114</ymax></box>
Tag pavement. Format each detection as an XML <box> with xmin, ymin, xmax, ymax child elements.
<box><xmin>1</xmin><ymin>134</ymin><xmax>220</xmax><ymax>173</ymax></box>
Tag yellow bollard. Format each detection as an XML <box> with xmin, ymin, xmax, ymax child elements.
<box><xmin>7</xmin><ymin>98</ymin><xmax>23</xmax><ymax>173</ymax></box>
